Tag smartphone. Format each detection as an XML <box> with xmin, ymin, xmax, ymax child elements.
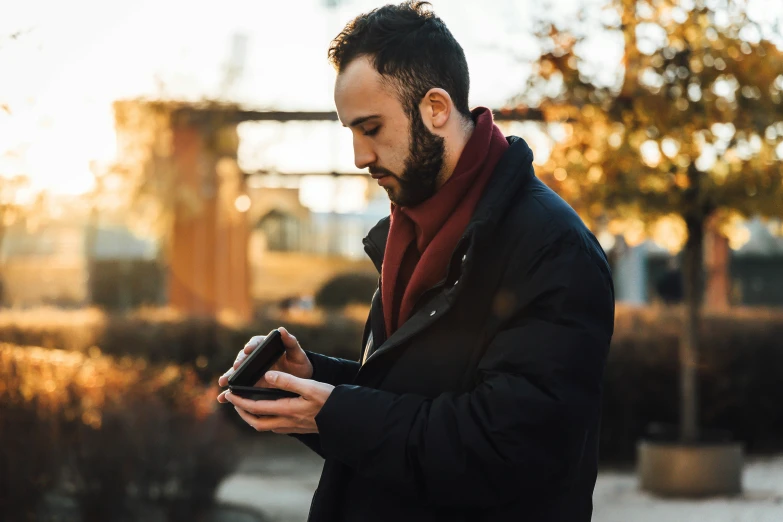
<box><xmin>226</xmin><ymin>329</ymin><xmax>300</xmax><ymax>400</ymax></box>
<box><xmin>228</xmin><ymin>324</ymin><xmax>285</xmax><ymax>387</ymax></box>
<box><xmin>228</xmin><ymin>385</ymin><xmax>299</xmax><ymax>400</ymax></box>
<box><xmin>228</xmin><ymin>329</ymin><xmax>286</xmax><ymax>388</ymax></box>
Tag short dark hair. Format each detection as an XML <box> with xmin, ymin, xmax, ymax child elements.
<box><xmin>328</xmin><ymin>1</ymin><xmax>471</xmax><ymax>120</ymax></box>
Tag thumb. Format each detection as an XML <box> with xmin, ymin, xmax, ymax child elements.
<box><xmin>265</xmin><ymin>371</ymin><xmax>310</xmax><ymax>396</ymax></box>
<box><xmin>278</xmin><ymin>327</ymin><xmax>308</xmax><ymax>363</ymax></box>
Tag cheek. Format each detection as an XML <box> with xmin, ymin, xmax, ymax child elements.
<box><xmin>377</xmin><ymin>135</ymin><xmax>408</xmax><ymax>172</ymax></box>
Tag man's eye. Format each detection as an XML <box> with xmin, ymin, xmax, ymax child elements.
<box><xmin>363</xmin><ymin>126</ymin><xmax>380</xmax><ymax>137</ymax></box>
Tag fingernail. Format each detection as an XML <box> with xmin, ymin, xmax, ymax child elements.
<box><xmin>266</xmin><ymin>371</ymin><xmax>278</xmax><ymax>383</ymax></box>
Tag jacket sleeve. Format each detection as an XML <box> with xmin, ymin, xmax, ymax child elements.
<box><xmin>307</xmin><ymin>351</ymin><xmax>361</xmax><ymax>387</ymax></box>
<box><xmin>290</xmin><ymin>351</ymin><xmax>362</xmax><ymax>457</ymax></box>
<box><xmin>313</xmin><ymin>238</ymin><xmax>614</xmax><ymax>507</ymax></box>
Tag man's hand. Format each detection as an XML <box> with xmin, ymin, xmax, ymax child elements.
<box><xmin>224</xmin><ymin>371</ymin><xmax>334</xmax><ymax>434</ymax></box>
<box><xmin>217</xmin><ymin>327</ymin><xmax>313</xmax><ymax>403</ymax></box>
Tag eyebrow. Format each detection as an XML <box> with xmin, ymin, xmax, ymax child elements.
<box><xmin>344</xmin><ymin>114</ymin><xmax>381</xmax><ymax>128</ymax></box>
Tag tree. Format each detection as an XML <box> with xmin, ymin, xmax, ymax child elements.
<box><xmin>517</xmin><ymin>0</ymin><xmax>783</xmax><ymax>442</ymax></box>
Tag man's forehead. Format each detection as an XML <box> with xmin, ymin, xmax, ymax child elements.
<box><xmin>335</xmin><ymin>56</ymin><xmax>383</xmax><ymax>93</ymax></box>
<box><xmin>334</xmin><ymin>57</ymin><xmax>398</xmax><ymax>125</ymax></box>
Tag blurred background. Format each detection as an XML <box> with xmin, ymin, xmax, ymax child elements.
<box><xmin>1</xmin><ymin>0</ymin><xmax>782</xmax><ymax>520</ymax></box>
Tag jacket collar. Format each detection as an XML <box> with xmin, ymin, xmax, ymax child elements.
<box><xmin>362</xmin><ymin>136</ymin><xmax>534</xmax><ymax>273</ymax></box>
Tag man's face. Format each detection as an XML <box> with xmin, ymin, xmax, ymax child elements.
<box><xmin>334</xmin><ymin>56</ymin><xmax>445</xmax><ymax>208</ymax></box>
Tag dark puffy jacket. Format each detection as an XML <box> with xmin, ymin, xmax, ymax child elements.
<box><xmin>296</xmin><ymin>136</ymin><xmax>615</xmax><ymax>522</ymax></box>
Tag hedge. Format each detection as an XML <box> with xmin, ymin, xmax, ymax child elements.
<box><xmin>0</xmin><ymin>307</ymin><xmax>364</xmax><ymax>384</ymax></box>
<box><xmin>0</xmin><ymin>305</ymin><xmax>782</xmax><ymax>462</ymax></box>
<box><xmin>600</xmin><ymin>304</ymin><xmax>783</xmax><ymax>461</ymax></box>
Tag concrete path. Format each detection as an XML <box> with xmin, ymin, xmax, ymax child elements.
<box><xmin>216</xmin><ymin>435</ymin><xmax>783</xmax><ymax>522</ymax></box>
<box><xmin>216</xmin><ymin>434</ymin><xmax>322</xmax><ymax>522</ymax></box>
<box><xmin>593</xmin><ymin>456</ymin><xmax>783</xmax><ymax>522</ymax></box>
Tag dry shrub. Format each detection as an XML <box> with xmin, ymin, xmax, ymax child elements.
<box><xmin>3</xmin><ymin>304</ymin><xmax>781</xmax><ymax>465</ymax></box>
<box><xmin>315</xmin><ymin>272</ymin><xmax>378</xmax><ymax>310</ymax></box>
<box><xmin>0</xmin><ymin>369</ymin><xmax>62</xmax><ymax>521</ymax></box>
<box><xmin>0</xmin><ymin>344</ymin><xmax>240</xmax><ymax>522</ymax></box>
<box><xmin>0</xmin><ymin>307</ymin><xmax>106</xmax><ymax>352</ymax></box>
<box><xmin>0</xmin><ymin>307</ymin><xmax>366</xmax><ymax>384</ymax></box>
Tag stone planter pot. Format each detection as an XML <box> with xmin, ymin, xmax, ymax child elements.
<box><xmin>637</xmin><ymin>439</ymin><xmax>744</xmax><ymax>497</ymax></box>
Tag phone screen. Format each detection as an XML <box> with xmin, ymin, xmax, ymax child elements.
<box><xmin>227</xmin><ymin>329</ymin><xmax>286</xmax><ymax>387</ymax></box>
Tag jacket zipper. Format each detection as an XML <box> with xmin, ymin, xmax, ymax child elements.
<box><xmin>361</xmin><ymin>233</ymin><xmax>471</xmax><ymax>366</ymax></box>
<box><xmin>362</xmin><ymin>231</ymin><xmax>471</xmax><ymax>323</ymax></box>
<box><xmin>408</xmin><ymin>234</ymin><xmax>470</xmax><ymax>317</ymax></box>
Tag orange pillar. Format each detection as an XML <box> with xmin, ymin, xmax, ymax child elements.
<box><xmin>167</xmin><ymin>119</ymin><xmax>251</xmax><ymax>324</ymax></box>
<box><xmin>703</xmin><ymin>220</ymin><xmax>731</xmax><ymax>311</ymax></box>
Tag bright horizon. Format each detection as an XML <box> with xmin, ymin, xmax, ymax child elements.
<box><xmin>1</xmin><ymin>0</ymin><xmax>780</xmax><ymax>197</ymax></box>
<box><xmin>0</xmin><ymin>0</ymin><xmax>543</xmax><ymax>196</ymax></box>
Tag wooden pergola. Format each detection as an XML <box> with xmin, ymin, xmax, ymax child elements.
<box><xmin>169</xmin><ymin>106</ymin><xmax>543</xmax><ymax>125</ymax></box>
<box><xmin>115</xmin><ymin>101</ymin><xmax>542</xmax><ymax>323</ymax></box>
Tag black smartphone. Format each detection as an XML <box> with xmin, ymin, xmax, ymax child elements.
<box><xmin>228</xmin><ymin>329</ymin><xmax>286</xmax><ymax>387</ymax></box>
<box><xmin>228</xmin><ymin>385</ymin><xmax>299</xmax><ymax>400</ymax></box>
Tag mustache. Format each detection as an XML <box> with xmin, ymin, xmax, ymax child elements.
<box><xmin>369</xmin><ymin>166</ymin><xmax>399</xmax><ymax>179</ymax></box>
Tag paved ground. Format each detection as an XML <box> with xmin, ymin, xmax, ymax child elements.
<box><xmin>593</xmin><ymin>457</ymin><xmax>783</xmax><ymax>522</ymax></box>
<box><xmin>216</xmin><ymin>435</ymin><xmax>322</xmax><ymax>522</ymax></box>
<box><xmin>216</xmin><ymin>435</ymin><xmax>783</xmax><ymax>522</ymax></box>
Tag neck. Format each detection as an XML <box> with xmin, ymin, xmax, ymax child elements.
<box><xmin>437</xmin><ymin>116</ymin><xmax>475</xmax><ymax>189</ymax></box>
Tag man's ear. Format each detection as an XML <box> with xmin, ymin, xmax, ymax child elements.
<box><xmin>419</xmin><ymin>88</ymin><xmax>453</xmax><ymax>131</ymax></box>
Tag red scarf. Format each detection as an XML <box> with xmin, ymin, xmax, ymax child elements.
<box><xmin>381</xmin><ymin>107</ymin><xmax>509</xmax><ymax>336</ymax></box>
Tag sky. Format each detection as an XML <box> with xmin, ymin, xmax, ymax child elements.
<box><xmin>0</xmin><ymin>0</ymin><xmax>544</xmax><ymax>195</ymax></box>
<box><xmin>0</xmin><ymin>0</ymin><xmax>781</xmax><ymax>197</ymax></box>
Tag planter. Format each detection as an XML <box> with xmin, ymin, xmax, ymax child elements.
<box><xmin>637</xmin><ymin>438</ymin><xmax>743</xmax><ymax>497</ymax></box>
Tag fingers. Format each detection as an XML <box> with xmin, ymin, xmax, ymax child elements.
<box><xmin>216</xmin><ymin>389</ymin><xmax>229</xmax><ymax>403</ymax></box>
<box><xmin>255</xmin><ymin>373</ymin><xmax>275</xmax><ymax>388</ymax></box>
<box><xmin>233</xmin><ymin>335</ymin><xmax>263</xmax><ymax>372</ymax></box>
<box><xmin>243</xmin><ymin>335</ymin><xmax>266</xmax><ymax>355</ymax></box>
<box><xmin>233</xmin><ymin>406</ymin><xmax>299</xmax><ymax>433</ymax></box>
<box><xmin>218</xmin><ymin>335</ymin><xmax>261</xmax><ymax>386</ymax></box>
<box><xmin>225</xmin><ymin>390</ymin><xmax>294</xmax><ymax>416</ymax></box>
<box><xmin>278</xmin><ymin>327</ymin><xmax>308</xmax><ymax>363</ymax></box>
<box><xmin>218</xmin><ymin>362</ymin><xmax>238</xmax><ymax>386</ymax></box>
<box><xmin>226</xmin><ymin>386</ymin><xmax>324</xmax><ymax>434</ymax></box>
<box><xmin>265</xmin><ymin>371</ymin><xmax>327</xmax><ymax>398</ymax></box>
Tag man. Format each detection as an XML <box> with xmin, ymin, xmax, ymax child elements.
<box><xmin>218</xmin><ymin>2</ymin><xmax>615</xmax><ymax>521</ymax></box>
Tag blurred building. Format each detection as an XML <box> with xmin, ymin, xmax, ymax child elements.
<box><xmin>109</xmin><ymin>100</ymin><xmax>385</xmax><ymax>320</ymax></box>
<box><xmin>4</xmin><ymin>98</ymin><xmax>779</xmax><ymax>316</ymax></box>
<box><xmin>612</xmin><ymin>218</ymin><xmax>783</xmax><ymax>308</ymax></box>
<box><xmin>0</xmin><ymin>209</ymin><xmax>159</xmax><ymax>309</ymax></box>
<box><xmin>113</xmin><ymin>100</ymin><xmax>253</xmax><ymax>323</ymax></box>
<box><xmin>244</xmin><ymin>173</ymin><xmax>381</xmax><ymax>304</ymax></box>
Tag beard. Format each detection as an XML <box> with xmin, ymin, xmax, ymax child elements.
<box><xmin>370</xmin><ymin>111</ymin><xmax>445</xmax><ymax>208</ymax></box>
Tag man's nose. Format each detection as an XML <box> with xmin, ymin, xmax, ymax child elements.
<box><xmin>353</xmin><ymin>137</ymin><xmax>376</xmax><ymax>170</ymax></box>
